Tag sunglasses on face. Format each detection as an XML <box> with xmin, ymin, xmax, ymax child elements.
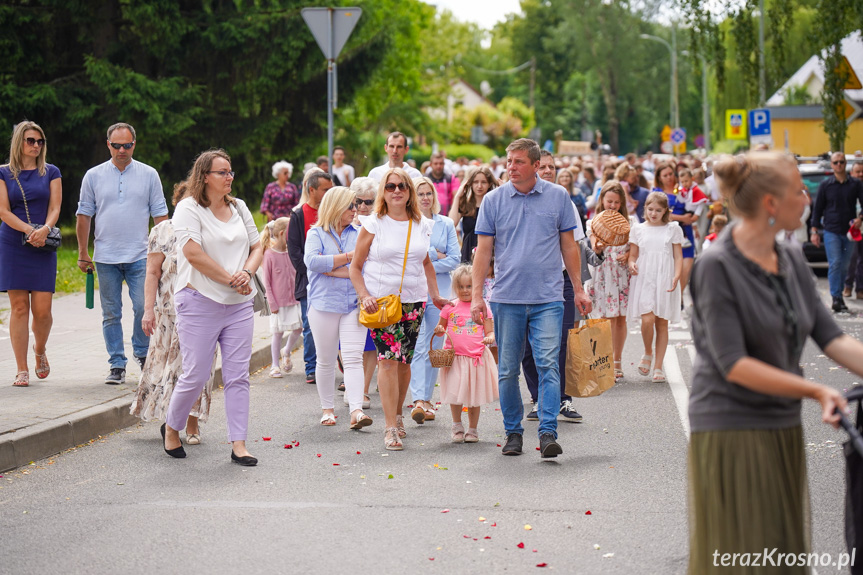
<box><xmin>207</xmin><ymin>170</ymin><xmax>235</xmax><ymax>178</ymax></box>
<box><xmin>356</xmin><ymin>198</ymin><xmax>375</xmax><ymax>206</ymax></box>
<box><xmin>384</xmin><ymin>182</ymin><xmax>407</xmax><ymax>192</ymax></box>
<box><xmin>109</xmin><ymin>142</ymin><xmax>135</xmax><ymax>150</ymax></box>
<box><xmin>25</xmin><ymin>137</ymin><xmax>45</xmax><ymax>147</ymax></box>
<box><xmin>347</xmin><ymin>203</ymin><xmax>358</xmax><ymax>211</ymax></box>
<box><xmin>833</xmin><ymin>160</ymin><xmax>847</xmax><ymax>165</ymax></box>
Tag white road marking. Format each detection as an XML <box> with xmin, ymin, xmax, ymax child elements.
<box><xmin>669</xmin><ymin>331</ymin><xmax>689</xmax><ymax>340</ymax></box>
<box><xmin>686</xmin><ymin>345</ymin><xmax>696</xmax><ymax>365</ymax></box>
<box><xmin>663</xmin><ymin>343</ymin><xmax>690</xmax><ymax>439</ymax></box>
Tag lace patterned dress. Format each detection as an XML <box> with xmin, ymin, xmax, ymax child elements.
<box><xmin>130</xmin><ymin>221</ymin><xmax>215</xmax><ymax>422</ymax></box>
<box><xmin>586</xmin><ymin>219</ymin><xmax>631</xmax><ymax>318</ymax></box>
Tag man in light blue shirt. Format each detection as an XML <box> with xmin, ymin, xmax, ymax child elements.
<box><xmin>472</xmin><ymin>138</ymin><xmax>592</xmax><ymax>458</ymax></box>
<box><xmin>76</xmin><ymin>123</ymin><xmax>168</xmax><ymax>385</ymax></box>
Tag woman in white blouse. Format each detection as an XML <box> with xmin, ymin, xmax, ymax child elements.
<box><xmin>162</xmin><ymin>150</ymin><xmax>263</xmax><ymax>466</ymax></box>
<box><xmin>350</xmin><ymin>168</ymin><xmax>448</xmax><ymax>450</ymax></box>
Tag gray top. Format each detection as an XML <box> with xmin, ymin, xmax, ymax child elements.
<box><xmin>688</xmin><ymin>224</ymin><xmax>843</xmax><ymax>432</ymax></box>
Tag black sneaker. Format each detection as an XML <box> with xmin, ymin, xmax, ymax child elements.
<box><xmin>105</xmin><ymin>367</ymin><xmax>126</xmax><ymax>385</ymax></box>
<box><xmin>558</xmin><ymin>399</ymin><xmax>583</xmax><ymax>422</ymax></box>
<box><xmin>526</xmin><ymin>402</ymin><xmax>539</xmax><ymax>421</ymax></box>
<box><xmin>135</xmin><ymin>355</ymin><xmax>147</xmax><ymax>370</ymax></box>
<box><xmin>502</xmin><ymin>433</ymin><xmax>523</xmax><ymax>456</ymax></box>
<box><xmin>306</xmin><ymin>372</ymin><xmax>316</xmax><ymax>384</ymax></box>
<box><xmin>833</xmin><ymin>297</ymin><xmax>850</xmax><ymax>313</ymax></box>
<box><xmin>539</xmin><ymin>433</ymin><xmax>563</xmax><ymax>458</ymax></box>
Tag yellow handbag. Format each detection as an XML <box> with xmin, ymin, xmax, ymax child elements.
<box><xmin>359</xmin><ymin>219</ymin><xmax>412</xmax><ymax>329</ymax></box>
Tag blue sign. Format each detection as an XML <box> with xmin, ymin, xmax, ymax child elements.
<box><xmin>670</xmin><ymin>128</ymin><xmax>686</xmax><ymax>145</ymax></box>
<box><xmin>749</xmin><ymin>108</ymin><xmax>771</xmax><ymax>136</ymax></box>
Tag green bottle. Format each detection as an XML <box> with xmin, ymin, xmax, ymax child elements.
<box><xmin>86</xmin><ymin>269</ymin><xmax>94</xmax><ymax>309</ymax></box>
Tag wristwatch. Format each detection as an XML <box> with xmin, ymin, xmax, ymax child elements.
<box><xmin>242</xmin><ymin>269</ymin><xmax>253</xmax><ymax>279</ymax></box>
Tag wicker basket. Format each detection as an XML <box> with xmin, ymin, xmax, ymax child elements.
<box><xmin>591</xmin><ymin>209</ymin><xmax>630</xmax><ymax>246</ymax></box>
<box><xmin>428</xmin><ymin>332</ymin><xmax>455</xmax><ymax>368</ymax></box>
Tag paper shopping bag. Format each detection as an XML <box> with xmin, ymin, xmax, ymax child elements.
<box><xmin>564</xmin><ymin>318</ymin><xmax>615</xmax><ymax>398</ymax></box>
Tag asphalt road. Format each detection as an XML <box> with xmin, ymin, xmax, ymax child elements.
<box><xmin>0</xmin><ymin>277</ymin><xmax>856</xmax><ymax>575</ymax></box>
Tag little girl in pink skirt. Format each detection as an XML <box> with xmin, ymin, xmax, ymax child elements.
<box><xmin>434</xmin><ymin>264</ymin><xmax>498</xmax><ymax>443</ymax></box>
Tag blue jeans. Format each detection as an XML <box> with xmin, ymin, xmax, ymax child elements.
<box><xmin>824</xmin><ymin>231</ymin><xmax>854</xmax><ymax>298</ymax></box>
<box><xmin>299</xmin><ymin>296</ymin><xmax>317</xmax><ymax>376</ymax></box>
<box><xmin>523</xmin><ymin>273</ymin><xmax>575</xmax><ymax>403</ymax></box>
<box><xmin>95</xmin><ymin>259</ymin><xmax>148</xmax><ymax>369</ymax></box>
<box><xmin>491</xmin><ymin>301</ymin><xmax>564</xmax><ymax>438</ymax></box>
<box><xmin>409</xmin><ymin>294</ymin><xmax>444</xmax><ymax>403</ymax></box>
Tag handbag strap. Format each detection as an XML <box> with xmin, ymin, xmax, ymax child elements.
<box><xmin>8</xmin><ymin>169</ymin><xmax>34</xmax><ymax>226</ymax></box>
<box><xmin>398</xmin><ymin>219</ymin><xmax>412</xmax><ymax>295</ymax></box>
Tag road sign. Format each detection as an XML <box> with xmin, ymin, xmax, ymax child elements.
<box><xmin>836</xmin><ymin>56</ymin><xmax>863</xmax><ymax>91</ymax></box>
<box><xmin>302</xmin><ymin>8</ymin><xmax>362</xmax><ymax>60</ymax></box>
<box><xmin>748</xmin><ymin>108</ymin><xmax>771</xmax><ymax>136</ymax></box>
<box><xmin>843</xmin><ymin>96</ymin><xmax>863</xmax><ymax>125</ymax></box>
<box><xmin>660</xmin><ymin>141</ymin><xmax>673</xmax><ymax>154</ymax></box>
<box><xmin>726</xmin><ymin>109</ymin><xmax>747</xmax><ymax>140</ymax></box>
<box><xmin>694</xmin><ymin>134</ymin><xmax>705</xmax><ymax>148</ymax></box>
<box><xmin>670</xmin><ymin>128</ymin><xmax>686</xmax><ymax>145</ymax></box>
<box><xmin>660</xmin><ymin>125</ymin><xmax>672</xmax><ymax>142</ymax></box>
<box><xmin>301</xmin><ymin>7</ymin><xmax>362</xmax><ymax>193</ymax></box>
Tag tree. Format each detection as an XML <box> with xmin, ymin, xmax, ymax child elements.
<box><xmin>0</xmin><ymin>0</ymin><xmax>432</xmax><ymax>219</ymax></box>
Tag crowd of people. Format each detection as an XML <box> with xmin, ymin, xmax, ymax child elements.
<box><xmin>5</xmin><ymin>120</ymin><xmax>863</xmax><ymax>570</ymax></box>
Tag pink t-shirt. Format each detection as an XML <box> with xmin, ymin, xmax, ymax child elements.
<box><xmin>441</xmin><ymin>299</ymin><xmax>492</xmax><ymax>359</ymax></box>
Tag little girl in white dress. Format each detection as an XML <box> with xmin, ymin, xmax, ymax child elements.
<box><xmin>627</xmin><ymin>192</ymin><xmax>683</xmax><ymax>383</ymax></box>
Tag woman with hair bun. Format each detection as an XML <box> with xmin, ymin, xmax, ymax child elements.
<box><xmin>687</xmin><ymin>152</ymin><xmax>863</xmax><ymax>574</ymax></box>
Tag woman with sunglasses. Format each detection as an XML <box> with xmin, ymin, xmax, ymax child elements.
<box><xmin>350</xmin><ymin>169</ymin><xmax>449</xmax><ymax>450</ymax></box>
<box><xmin>304</xmin><ymin>186</ymin><xmax>372</xmax><ymax>429</ymax></box>
<box><xmin>408</xmin><ymin>177</ymin><xmax>460</xmax><ymax>425</ymax></box>
<box><xmin>162</xmin><ymin>149</ymin><xmax>263</xmax><ymax>465</ymax></box>
<box><xmin>0</xmin><ymin>121</ymin><xmax>62</xmax><ymax>388</ymax></box>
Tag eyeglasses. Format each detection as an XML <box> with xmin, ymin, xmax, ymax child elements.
<box><xmin>25</xmin><ymin>137</ymin><xmax>45</xmax><ymax>147</ymax></box>
<box><xmin>417</xmin><ymin>192</ymin><xmax>435</xmax><ymax>198</ymax></box>
<box><xmin>207</xmin><ymin>170</ymin><xmax>235</xmax><ymax>178</ymax></box>
<box><xmin>109</xmin><ymin>142</ymin><xmax>135</xmax><ymax>150</ymax></box>
<box><xmin>384</xmin><ymin>182</ymin><xmax>407</xmax><ymax>192</ymax></box>
<box><xmin>833</xmin><ymin>160</ymin><xmax>847</xmax><ymax>165</ymax></box>
<box><xmin>356</xmin><ymin>198</ymin><xmax>375</xmax><ymax>206</ymax></box>
<box><xmin>347</xmin><ymin>203</ymin><xmax>358</xmax><ymax>211</ymax></box>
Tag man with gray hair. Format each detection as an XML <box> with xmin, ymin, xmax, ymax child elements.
<box><xmin>76</xmin><ymin>123</ymin><xmax>168</xmax><ymax>384</ymax></box>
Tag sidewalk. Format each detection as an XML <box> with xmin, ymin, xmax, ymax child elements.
<box><xmin>0</xmin><ymin>290</ymin><xmax>273</xmax><ymax>472</ymax></box>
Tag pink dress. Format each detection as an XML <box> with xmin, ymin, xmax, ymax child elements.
<box><xmin>438</xmin><ymin>300</ymin><xmax>499</xmax><ymax>407</ymax></box>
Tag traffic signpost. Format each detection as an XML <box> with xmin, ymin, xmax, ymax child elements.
<box><xmin>726</xmin><ymin>109</ymin><xmax>747</xmax><ymax>140</ymax></box>
<box><xmin>301</xmin><ymin>7</ymin><xmax>362</xmax><ymax>177</ymax></box>
<box><xmin>671</xmin><ymin>127</ymin><xmax>686</xmax><ymax>155</ymax></box>
<box><xmin>748</xmin><ymin>108</ymin><xmax>772</xmax><ymax>148</ymax></box>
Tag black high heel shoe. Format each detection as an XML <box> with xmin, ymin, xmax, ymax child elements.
<box><xmin>161</xmin><ymin>423</ymin><xmax>186</xmax><ymax>459</ymax></box>
<box><xmin>231</xmin><ymin>451</ymin><xmax>257</xmax><ymax>466</ymax></box>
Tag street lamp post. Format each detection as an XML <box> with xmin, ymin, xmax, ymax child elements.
<box><xmin>639</xmin><ymin>25</ymin><xmax>680</xmax><ymax>128</ymax></box>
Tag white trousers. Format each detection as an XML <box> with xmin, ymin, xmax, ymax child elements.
<box><xmin>307</xmin><ymin>307</ymin><xmax>367</xmax><ymax>411</ymax></box>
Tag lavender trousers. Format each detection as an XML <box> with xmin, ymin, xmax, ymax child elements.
<box><xmin>166</xmin><ymin>288</ymin><xmax>254</xmax><ymax>442</ymax></box>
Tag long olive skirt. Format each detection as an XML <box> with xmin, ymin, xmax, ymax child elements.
<box><xmin>688</xmin><ymin>426</ymin><xmax>811</xmax><ymax>575</ymax></box>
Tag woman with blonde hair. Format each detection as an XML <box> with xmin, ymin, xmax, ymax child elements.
<box><xmin>0</xmin><ymin>121</ymin><xmax>62</xmax><ymax>388</ymax></box>
<box><xmin>305</xmin><ymin>186</ymin><xmax>372</xmax><ymax>428</ymax></box>
<box><xmin>351</xmin><ymin>168</ymin><xmax>449</xmax><ymax>450</ymax></box>
<box><xmin>408</xmin><ymin>177</ymin><xmax>460</xmax><ymax>424</ymax></box>
<box><xmin>162</xmin><ymin>149</ymin><xmax>262</xmax><ymax>465</ymax></box>
<box><xmin>687</xmin><ymin>152</ymin><xmax>859</xmax><ymax>573</ymax></box>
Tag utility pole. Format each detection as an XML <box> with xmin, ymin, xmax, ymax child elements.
<box><xmin>529</xmin><ymin>57</ymin><xmax>536</xmax><ymax>111</ymax></box>
<box><xmin>672</xmin><ymin>22</ymin><xmax>679</xmax><ymax>129</ymax></box>
<box><xmin>759</xmin><ymin>0</ymin><xmax>766</xmax><ymax>107</ymax></box>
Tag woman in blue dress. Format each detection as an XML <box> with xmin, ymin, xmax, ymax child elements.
<box><xmin>655</xmin><ymin>161</ymin><xmax>697</xmax><ymax>305</ymax></box>
<box><xmin>0</xmin><ymin>121</ymin><xmax>63</xmax><ymax>387</ymax></box>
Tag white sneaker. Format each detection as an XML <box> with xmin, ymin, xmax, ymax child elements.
<box><xmin>269</xmin><ymin>367</ymin><xmax>283</xmax><ymax>378</ymax></box>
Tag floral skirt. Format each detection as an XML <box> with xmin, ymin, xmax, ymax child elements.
<box><xmin>370</xmin><ymin>302</ymin><xmax>426</xmax><ymax>364</ymax></box>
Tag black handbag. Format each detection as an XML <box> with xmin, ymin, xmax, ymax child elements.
<box><xmin>12</xmin><ymin>170</ymin><xmax>60</xmax><ymax>253</ymax></box>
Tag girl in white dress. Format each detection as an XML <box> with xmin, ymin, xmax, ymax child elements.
<box><xmin>627</xmin><ymin>192</ymin><xmax>683</xmax><ymax>383</ymax></box>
